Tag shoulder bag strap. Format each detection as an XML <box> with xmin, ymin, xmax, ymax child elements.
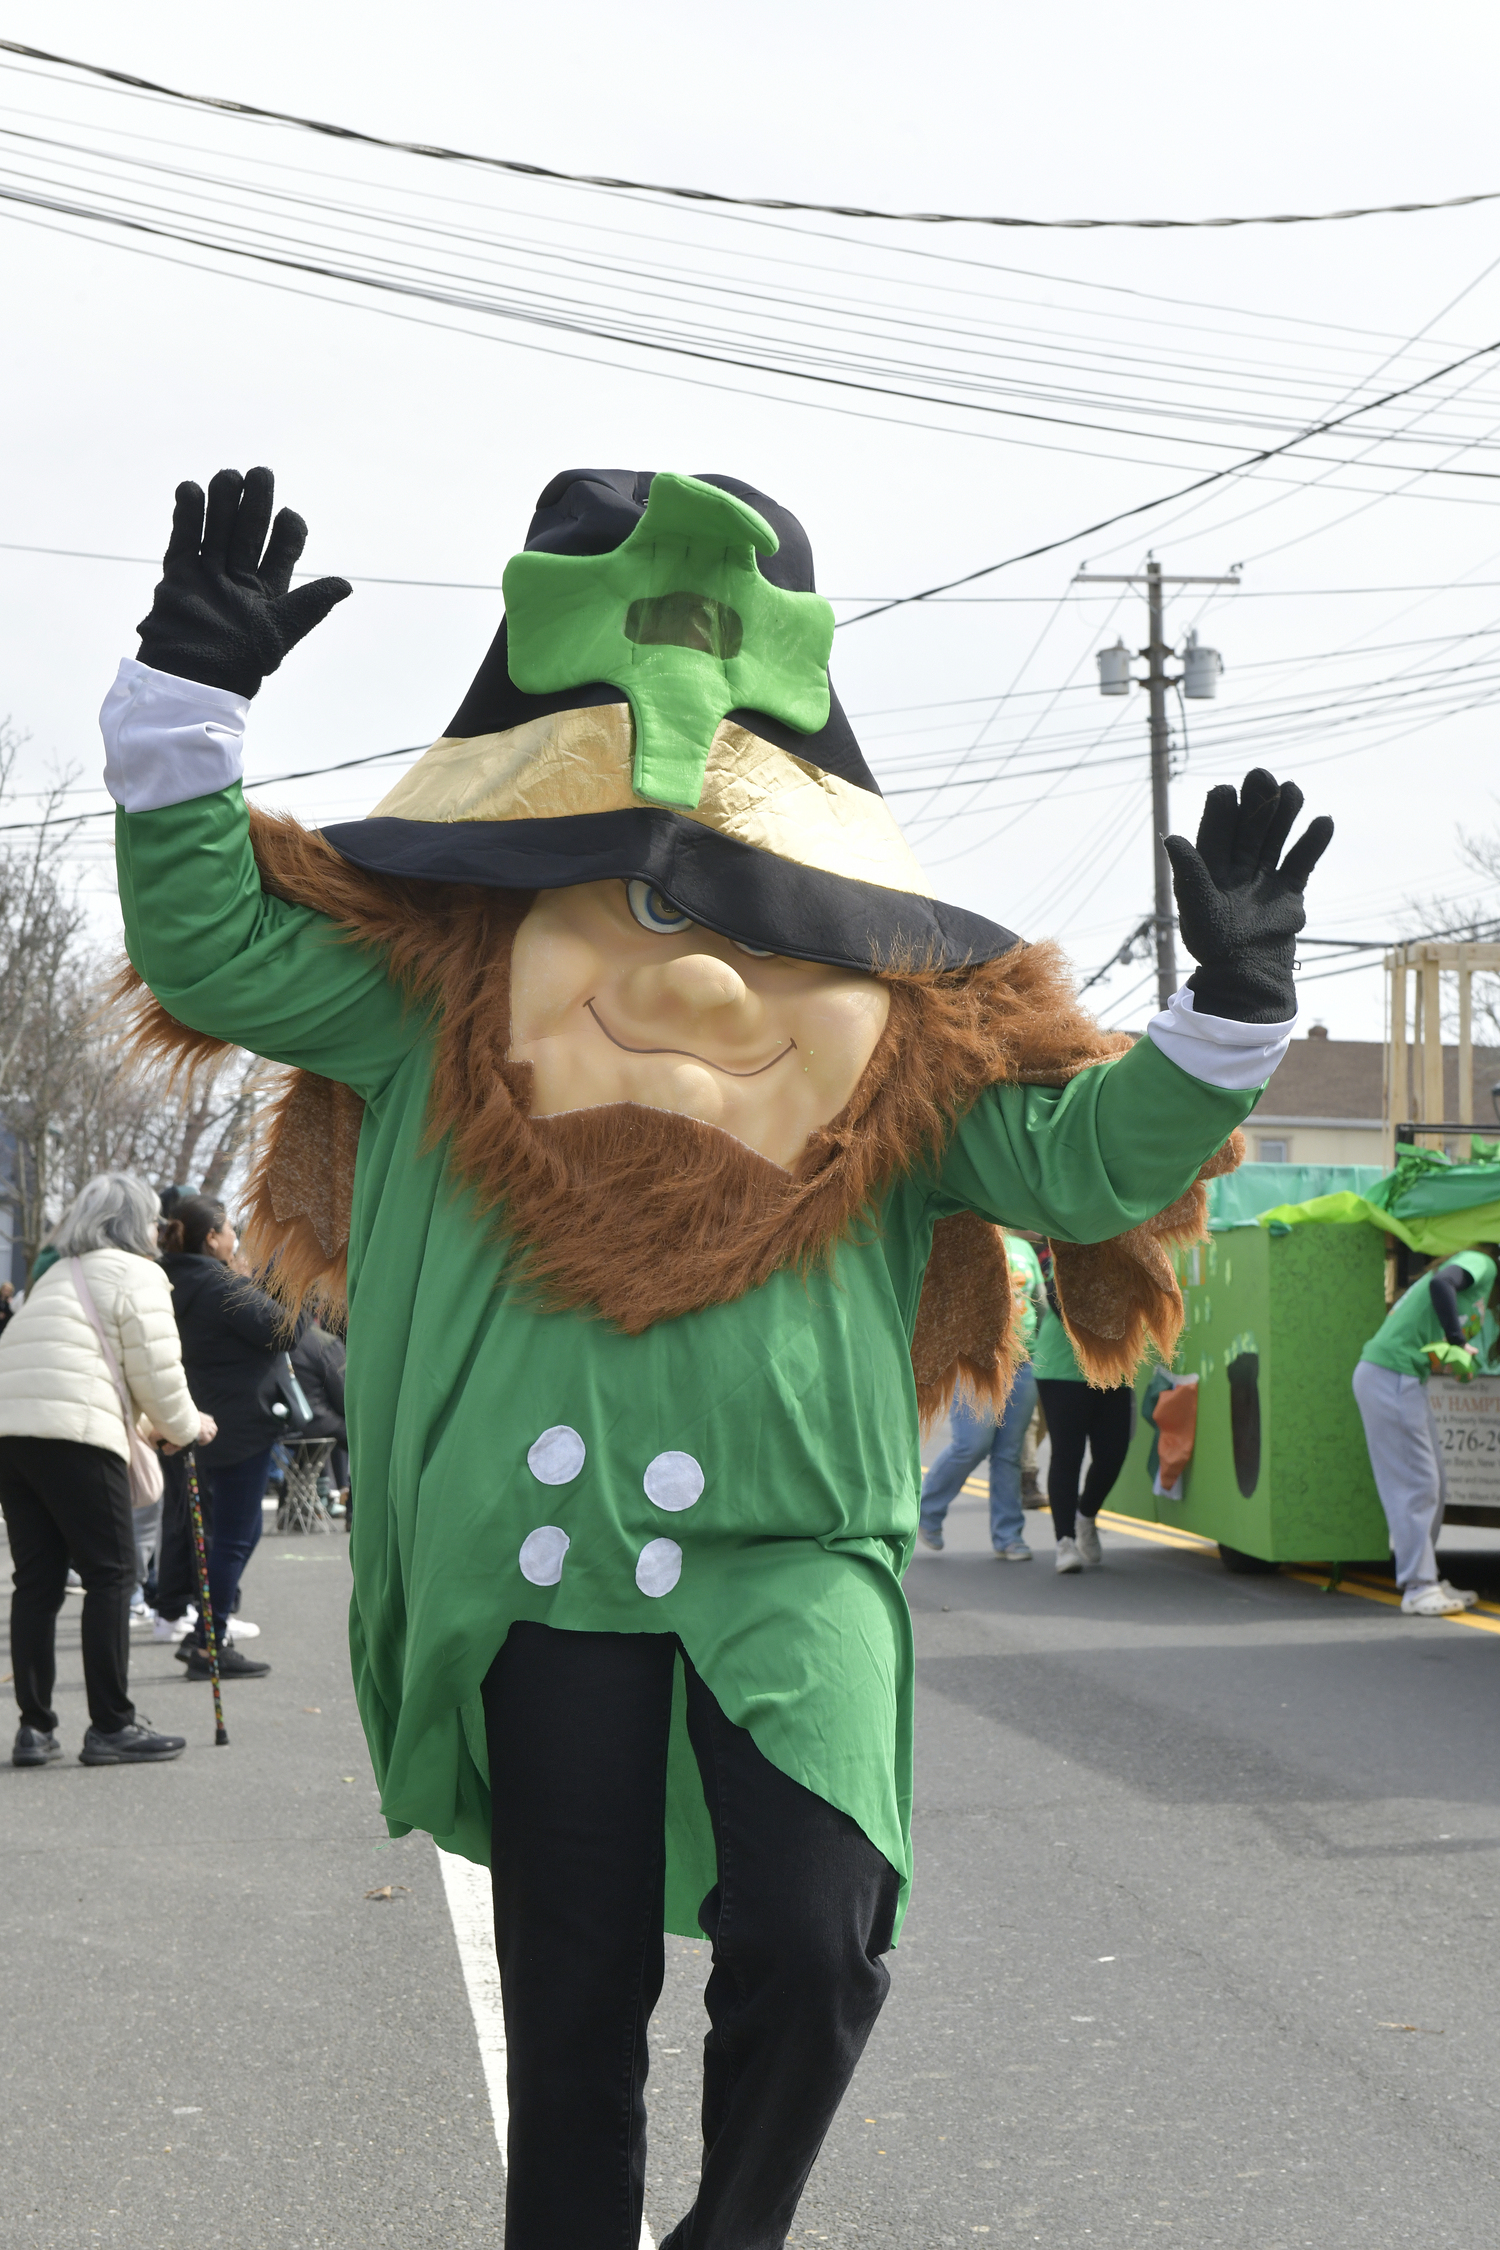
<box><xmin>69</xmin><ymin>1256</ymin><xmax>136</xmax><ymax>1425</ymax></box>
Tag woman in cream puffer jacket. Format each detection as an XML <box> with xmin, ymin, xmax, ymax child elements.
<box><xmin>0</xmin><ymin>1172</ymin><xmax>212</xmax><ymax>1768</ymax></box>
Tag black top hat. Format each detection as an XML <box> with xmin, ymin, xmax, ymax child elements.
<box><xmin>321</xmin><ymin>468</ymin><xmax>1019</xmax><ymax>975</ymax></box>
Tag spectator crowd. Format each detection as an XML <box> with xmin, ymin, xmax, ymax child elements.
<box><xmin>0</xmin><ymin>1171</ymin><xmax>347</xmax><ymax>1767</ymax></box>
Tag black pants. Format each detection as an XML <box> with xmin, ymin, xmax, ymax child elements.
<box><xmin>482</xmin><ymin>1623</ymin><xmax>898</xmax><ymax>2250</ymax></box>
<box><xmin>0</xmin><ymin>1435</ymin><xmax>136</xmax><ymax>1735</ymax></box>
<box><xmin>187</xmin><ymin>1449</ymin><xmax>273</xmax><ymax>1649</ymax></box>
<box><xmin>1036</xmin><ymin>1379</ymin><xmax>1134</xmax><ymax>1541</ymax></box>
<box><xmin>153</xmin><ymin>1449</ymin><xmax>197</xmax><ymax>1623</ymax></box>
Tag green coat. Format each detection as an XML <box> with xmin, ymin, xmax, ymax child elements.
<box><xmin>118</xmin><ymin>786</ymin><xmax>1257</xmax><ymax>1934</ymax></box>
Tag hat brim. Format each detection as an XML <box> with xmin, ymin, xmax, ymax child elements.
<box><xmin>319</xmin><ymin>808</ymin><xmax>1019</xmax><ymax>976</ymax></box>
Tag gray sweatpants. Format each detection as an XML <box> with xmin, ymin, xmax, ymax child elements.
<box><xmin>1351</xmin><ymin>1359</ymin><xmax>1446</xmax><ymax>1591</ymax></box>
<box><xmin>131</xmin><ymin>1496</ymin><xmax>162</xmax><ymax>1604</ymax></box>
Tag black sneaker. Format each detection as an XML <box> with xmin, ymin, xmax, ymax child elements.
<box><xmin>12</xmin><ymin>1724</ymin><xmax>63</xmax><ymax>1767</ymax></box>
<box><xmin>80</xmin><ymin>1719</ymin><xmax>186</xmax><ymax>1764</ymax></box>
<box><xmin>184</xmin><ymin>1644</ymin><xmax>270</xmax><ymax>1681</ymax></box>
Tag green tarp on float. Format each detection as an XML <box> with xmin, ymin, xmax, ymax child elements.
<box><xmin>1252</xmin><ymin>1140</ymin><xmax>1500</xmax><ymax>1256</ymax></box>
<box><xmin>1206</xmin><ymin>1161</ymin><xmax>1386</xmax><ymax>1231</ymax></box>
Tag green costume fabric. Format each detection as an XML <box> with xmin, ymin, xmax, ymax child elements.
<box><xmin>1005</xmin><ymin>1236</ymin><xmax>1045</xmax><ymax>1351</ymax></box>
<box><xmin>1029</xmin><ymin>1300</ymin><xmax>1130</xmax><ymax>1388</ymax></box>
<box><xmin>117</xmin><ymin>784</ymin><xmax>1256</xmax><ymax>1937</ymax></box>
<box><xmin>1359</xmin><ymin>1249</ymin><xmax>1496</xmax><ymax>1381</ymax></box>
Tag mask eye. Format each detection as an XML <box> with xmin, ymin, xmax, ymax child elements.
<box><xmin>733</xmin><ymin>939</ymin><xmax>775</xmax><ymax>959</ymax></box>
<box><xmin>626</xmin><ymin>879</ymin><xmax>694</xmax><ymax>935</ymax></box>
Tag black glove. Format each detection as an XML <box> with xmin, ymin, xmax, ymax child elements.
<box><xmin>136</xmin><ymin>466</ymin><xmax>351</xmax><ymax>699</ymax></box>
<box><xmin>1163</xmin><ymin>768</ymin><xmax>1333</xmax><ymax>1024</ymax></box>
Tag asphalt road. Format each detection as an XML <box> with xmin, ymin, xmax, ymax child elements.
<box><xmin>4</xmin><ymin>1498</ymin><xmax>1500</xmax><ymax>2249</ymax></box>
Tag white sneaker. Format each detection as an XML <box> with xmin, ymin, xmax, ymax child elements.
<box><xmin>1439</xmin><ymin>1579</ymin><xmax>1479</xmax><ymax>1609</ymax></box>
<box><xmin>225</xmin><ymin>1618</ymin><xmax>261</xmax><ymax>1642</ymax></box>
<box><xmin>129</xmin><ymin>1604</ymin><xmax>153</xmax><ymax>1628</ymax></box>
<box><xmin>152</xmin><ymin>1614</ymin><xmax>193</xmax><ymax>1642</ymax></box>
<box><xmin>1055</xmin><ymin>1536</ymin><xmax>1083</xmax><ymax>1575</ymax></box>
<box><xmin>1402</xmin><ymin>1583</ymin><xmax>1470</xmax><ymax>1616</ymax></box>
<box><xmin>1075</xmin><ymin>1516</ymin><xmax>1102</xmax><ymax>1568</ymax></box>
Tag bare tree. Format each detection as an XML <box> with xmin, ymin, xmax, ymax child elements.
<box><xmin>1404</xmin><ymin>824</ymin><xmax>1500</xmax><ymax>1044</ymax></box>
<box><xmin>0</xmin><ymin>722</ymin><xmax>271</xmax><ymax>1266</ymax></box>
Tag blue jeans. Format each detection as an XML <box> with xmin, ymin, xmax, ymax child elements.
<box><xmin>919</xmin><ymin>1365</ymin><xmax>1037</xmax><ymax>1552</ymax></box>
<box><xmin>191</xmin><ymin>1448</ymin><xmax>273</xmax><ymax>1648</ymax></box>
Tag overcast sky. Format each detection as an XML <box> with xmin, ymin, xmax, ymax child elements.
<box><xmin>5</xmin><ymin>0</ymin><xmax>1500</xmax><ymax>1039</ymax></box>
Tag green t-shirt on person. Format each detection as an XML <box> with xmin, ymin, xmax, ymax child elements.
<box><xmin>1029</xmin><ymin>1294</ymin><xmax>1133</xmax><ymax>1387</ymax></box>
<box><xmin>1005</xmin><ymin>1234</ymin><xmax>1045</xmax><ymax>1352</ymax></box>
<box><xmin>1360</xmin><ymin>1248</ymin><xmax>1497</xmax><ymax>1381</ymax></box>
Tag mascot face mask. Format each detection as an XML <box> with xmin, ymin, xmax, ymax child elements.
<box><xmin>509</xmin><ymin>878</ymin><xmax>890</xmax><ymax>1168</ymax></box>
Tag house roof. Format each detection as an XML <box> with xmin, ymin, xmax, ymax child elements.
<box><xmin>1250</xmin><ymin>1034</ymin><xmax>1500</xmax><ymax>1125</ymax></box>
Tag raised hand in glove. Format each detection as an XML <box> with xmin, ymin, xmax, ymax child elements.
<box><xmin>1163</xmin><ymin>768</ymin><xmax>1333</xmax><ymax>1024</ymax></box>
<box><xmin>136</xmin><ymin>466</ymin><xmax>351</xmax><ymax>699</ymax></box>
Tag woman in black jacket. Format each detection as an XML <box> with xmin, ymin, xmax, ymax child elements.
<box><xmin>161</xmin><ymin>1196</ymin><xmax>290</xmax><ymax>1681</ymax></box>
<box><xmin>291</xmin><ymin>1321</ymin><xmax>348</xmax><ymax>1501</ymax></box>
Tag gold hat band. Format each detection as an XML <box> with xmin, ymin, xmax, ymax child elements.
<box><xmin>369</xmin><ymin>702</ymin><xmax>933</xmax><ymax>899</ymax></box>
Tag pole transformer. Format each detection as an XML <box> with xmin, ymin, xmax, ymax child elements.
<box><xmin>1081</xmin><ymin>559</ymin><xmax>1239</xmax><ymax>1015</ymax></box>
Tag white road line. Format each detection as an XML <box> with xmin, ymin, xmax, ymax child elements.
<box><xmin>436</xmin><ymin>1845</ymin><xmax>656</xmax><ymax>2249</ymax></box>
<box><xmin>437</xmin><ymin>1847</ymin><xmax>509</xmax><ymax>2150</ymax></box>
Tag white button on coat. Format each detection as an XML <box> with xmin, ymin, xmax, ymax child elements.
<box><xmin>527</xmin><ymin>1426</ymin><xmax>586</xmax><ymax>1485</ymax></box>
<box><xmin>519</xmin><ymin>1526</ymin><xmax>570</xmax><ymax>1586</ymax></box>
<box><xmin>635</xmin><ymin>1538</ymin><xmax>682</xmax><ymax>1598</ymax></box>
<box><xmin>643</xmin><ymin>1451</ymin><xmax>704</xmax><ymax>1512</ymax></box>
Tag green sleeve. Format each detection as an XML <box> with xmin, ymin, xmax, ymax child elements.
<box><xmin>115</xmin><ymin>787</ymin><xmax>420</xmax><ymax>1100</ymax></box>
<box><xmin>928</xmin><ymin>1035</ymin><xmax>1257</xmax><ymax>1245</ymax></box>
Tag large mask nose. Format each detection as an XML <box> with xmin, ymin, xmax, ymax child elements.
<box><xmin>620</xmin><ymin>953</ymin><xmax>750</xmax><ymax>1022</ymax></box>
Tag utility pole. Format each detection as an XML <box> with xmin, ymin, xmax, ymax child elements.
<box><xmin>1080</xmin><ymin>559</ymin><xmax>1240</xmax><ymax>1014</ymax></box>
<box><xmin>1144</xmin><ymin>561</ymin><xmax>1177</xmax><ymax>1010</ymax></box>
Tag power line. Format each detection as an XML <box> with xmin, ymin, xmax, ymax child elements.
<box><xmin>3</xmin><ymin>37</ymin><xmax>1496</xmax><ymax>234</ymax></box>
<box><xmin>837</xmin><ymin>332</ymin><xmax>1500</xmax><ymax>627</ymax></box>
<box><xmin>19</xmin><ymin>171</ymin><xmax>1499</xmax><ymax>473</ymax></box>
<box><xmin>0</xmin><ymin>744</ymin><xmax>422</xmax><ymax>833</ymax></box>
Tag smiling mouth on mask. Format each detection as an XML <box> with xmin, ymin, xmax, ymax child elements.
<box><xmin>585</xmin><ymin>1000</ymin><xmax>795</xmax><ymax>1079</ymax></box>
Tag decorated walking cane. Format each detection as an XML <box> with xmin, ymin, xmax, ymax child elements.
<box><xmin>184</xmin><ymin>1448</ymin><xmax>228</xmax><ymax>1747</ymax></box>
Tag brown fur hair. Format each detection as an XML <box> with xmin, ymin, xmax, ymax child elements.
<box><xmin>114</xmin><ymin>805</ymin><xmax>1240</xmax><ymax>1420</ymax></box>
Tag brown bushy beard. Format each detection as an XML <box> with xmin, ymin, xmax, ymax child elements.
<box><xmin>115</xmin><ymin>806</ymin><xmax>1242</xmax><ymax>1422</ymax></box>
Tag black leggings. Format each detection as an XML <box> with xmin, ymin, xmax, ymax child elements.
<box><xmin>483</xmin><ymin>1622</ymin><xmax>899</xmax><ymax>2250</ymax></box>
<box><xmin>1036</xmin><ymin>1379</ymin><xmax>1134</xmax><ymax>1541</ymax></box>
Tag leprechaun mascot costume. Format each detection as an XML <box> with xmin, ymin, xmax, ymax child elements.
<box><xmin>102</xmin><ymin>464</ymin><xmax>1330</xmax><ymax>2248</ymax></box>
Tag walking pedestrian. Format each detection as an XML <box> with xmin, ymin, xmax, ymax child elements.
<box><xmin>0</xmin><ymin>1173</ymin><xmax>212</xmax><ymax>1765</ymax></box>
<box><xmin>918</xmin><ymin>1232</ymin><xmax>1046</xmax><ymax>1559</ymax></box>
<box><xmin>1352</xmin><ymin>1247</ymin><xmax>1493</xmax><ymax>1615</ymax></box>
<box><xmin>160</xmin><ymin>1196</ymin><xmax>287</xmax><ymax>1681</ymax></box>
<box><xmin>1032</xmin><ymin>1289</ymin><xmax>1134</xmax><ymax>1575</ymax></box>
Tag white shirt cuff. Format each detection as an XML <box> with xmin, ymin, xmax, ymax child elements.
<box><xmin>1145</xmin><ymin>986</ymin><xmax>1297</xmax><ymax>1092</ymax></box>
<box><xmin>100</xmin><ymin>656</ymin><xmax>248</xmax><ymax>814</ymax></box>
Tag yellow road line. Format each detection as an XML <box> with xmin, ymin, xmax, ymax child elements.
<box><xmin>1096</xmin><ymin>1510</ymin><xmax>1218</xmax><ymax>1553</ymax></box>
<box><xmin>957</xmin><ymin>1485</ymin><xmax>1216</xmax><ymax>1555</ymax></box>
<box><xmin>947</xmin><ymin>1492</ymin><xmax>1500</xmax><ymax>1634</ymax></box>
<box><xmin>1341</xmin><ymin>1568</ymin><xmax>1500</xmax><ymax>1619</ymax></box>
<box><xmin>1284</xmin><ymin>1568</ymin><xmax>1500</xmax><ymax>1636</ymax></box>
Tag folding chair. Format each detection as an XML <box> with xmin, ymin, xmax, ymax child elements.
<box><xmin>278</xmin><ymin>1438</ymin><xmax>337</xmax><ymax>1534</ymax></box>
